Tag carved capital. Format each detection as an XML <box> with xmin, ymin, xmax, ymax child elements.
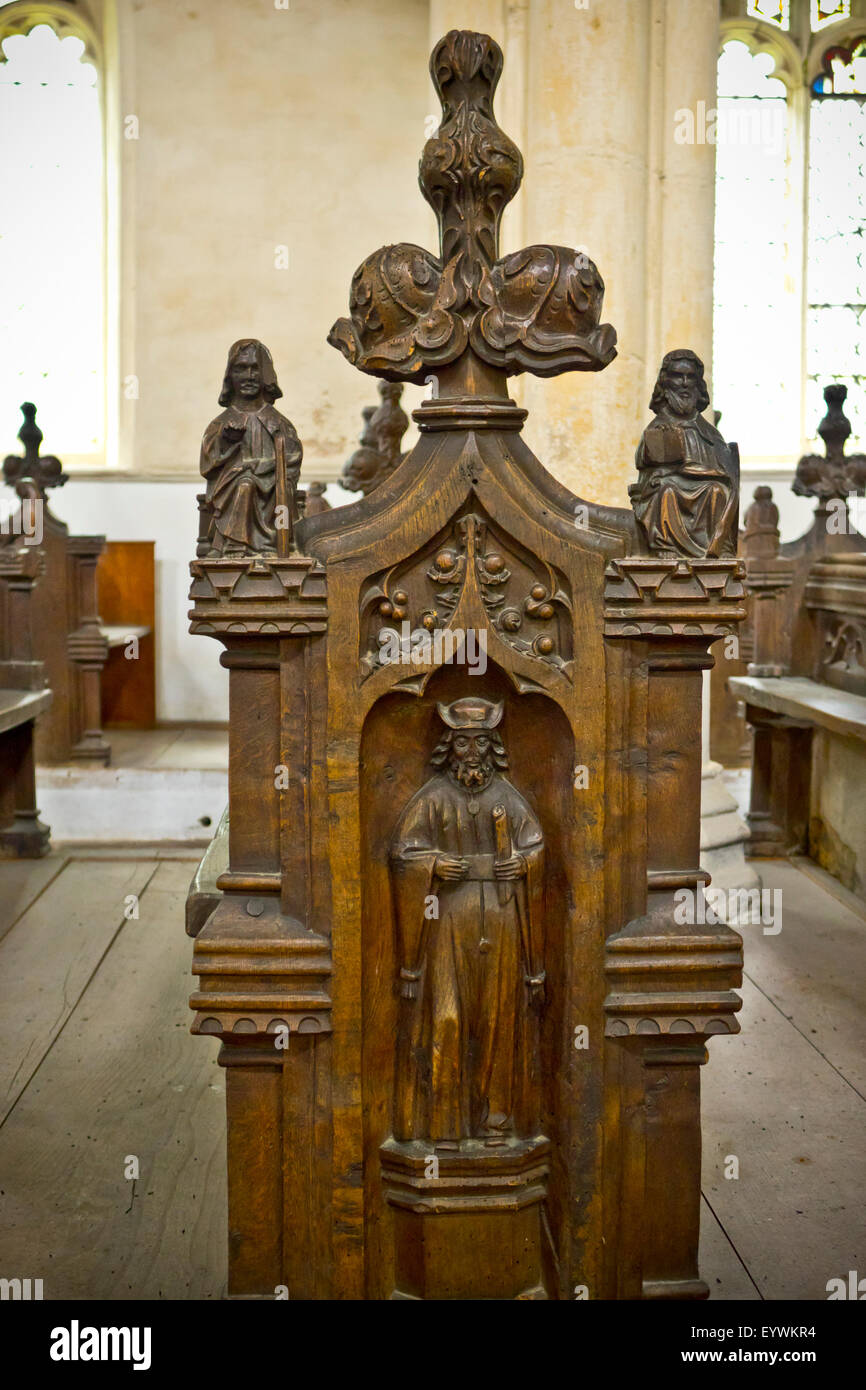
<box><xmin>604</xmin><ymin>924</ymin><xmax>742</xmax><ymax>1040</ymax></box>
<box><xmin>603</xmin><ymin>557</ymin><xmax>746</xmax><ymax>639</ymax></box>
<box><xmin>67</xmin><ymin>626</ymin><xmax>109</xmax><ymax>667</ymax></box>
<box><xmin>190</xmin><ymin>897</ymin><xmax>332</xmax><ymax>1041</ymax></box>
<box><xmin>189</xmin><ymin>554</ymin><xmax>328</xmax><ymax>639</ymax></box>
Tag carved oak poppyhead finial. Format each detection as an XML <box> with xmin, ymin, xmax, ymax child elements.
<box><xmin>792</xmin><ymin>383</ymin><xmax>866</xmax><ymax>501</ymax></box>
<box><xmin>2</xmin><ymin>402</ymin><xmax>67</xmax><ymax>501</ymax></box>
<box><xmin>328</xmin><ymin>30</ymin><xmax>616</xmax><ymax>389</ymax></box>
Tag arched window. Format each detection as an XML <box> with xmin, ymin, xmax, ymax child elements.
<box><xmin>0</xmin><ymin>10</ymin><xmax>104</xmax><ymax>464</ymax></box>
<box><xmin>714</xmin><ymin>0</ymin><xmax>864</xmax><ymax>468</ymax></box>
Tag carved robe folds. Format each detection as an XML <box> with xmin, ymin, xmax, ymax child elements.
<box><xmin>391</xmin><ymin>772</ymin><xmax>543</xmax><ymax>1142</ymax></box>
<box><xmin>200</xmin><ymin>405</ymin><xmax>301</xmax><ymax>555</ymax></box>
<box><xmin>632</xmin><ymin>416</ymin><xmax>737</xmax><ymax>559</ymax></box>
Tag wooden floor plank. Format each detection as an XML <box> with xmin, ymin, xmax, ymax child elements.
<box><xmin>0</xmin><ymin>858</ymin><xmax>160</xmax><ymax>1123</ymax></box>
<box><xmin>0</xmin><ymin>853</ymin><xmax>68</xmax><ymax>945</ymax></box>
<box><xmin>742</xmin><ymin>859</ymin><xmax>866</xmax><ymax>1096</ymax></box>
<box><xmin>0</xmin><ymin>860</ymin><xmax>226</xmax><ymax>1300</ymax></box>
<box><xmin>702</xmin><ymin>976</ymin><xmax>866</xmax><ymax>1299</ymax></box>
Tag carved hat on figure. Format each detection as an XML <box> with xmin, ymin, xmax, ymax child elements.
<box><xmin>436</xmin><ymin>697</ymin><xmax>504</xmax><ymax>730</ymax></box>
<box><xmin>218</xmin><ymin>339</ymin><xmax>283</xmax><ymax>406</ymax></box>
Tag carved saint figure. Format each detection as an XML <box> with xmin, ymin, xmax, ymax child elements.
<box><xmin>630</xmin><ymin>350</ymin><xmax>738</xmax><ymax>559</ymax></box>
<box><xmin>199</xmin><ymin>340</ymin><xmax>302</xmax><ymax>557</ymax></box>
<box><xmin>390</xmin><ymin>698</ymin><xmax>545</xmax><ymax>1145</ymax></box>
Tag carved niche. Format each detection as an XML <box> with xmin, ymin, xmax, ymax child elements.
<box><xmin>188</xmin><ymin>29</ymin><xmax>745</xmax><ymax>1303</ymax></box>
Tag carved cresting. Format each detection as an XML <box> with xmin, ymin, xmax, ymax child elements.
<box><xmin>188</xmin><ymin>29</ymin><xmax>745</xmax><ymax>1303</ymax></box>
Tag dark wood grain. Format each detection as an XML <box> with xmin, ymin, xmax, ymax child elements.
<box><xmin>187</xmin><ymin>28</ymin><xmax>745</xmax><ymax>1301</ymax></box>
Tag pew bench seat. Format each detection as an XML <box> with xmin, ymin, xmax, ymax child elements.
<box><xmin>0</xmin><ymin>686</ymin><xmax>51</xmax><ymax>733</ymax></box>
<box><xmin>185</xmin><ymin>804</ymin><xmax>229</xmax><ymax>937</ymax></box>
<box><xmin>101</xmin><ymin>624</ymin><xmax>151</xmax><ymax>650</ymax></box>
<box><xmin>730</xmin><ymin>674</ymin><xmax>866</xmax><ymax>899</ymax></box>
<box><xmin>729</xmin><ymin>675</ymin><xmax>866</xmax><ymax>744</ymax></box>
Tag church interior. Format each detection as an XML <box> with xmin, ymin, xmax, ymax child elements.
<box><xmin>0</xmin><ymin>0</ymin><xmax>864</xmax><ymax>1321</ymax></box>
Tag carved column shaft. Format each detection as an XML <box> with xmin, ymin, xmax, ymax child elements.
<box><xmin>604</xmin><ymin>557</ymin><xmax>746</xmax><ymax>1300</ymax></box>
<box><xmin>188</xmin><ymin>555</ymin><xmax>331</xmax><ymax>1298</ymax></box>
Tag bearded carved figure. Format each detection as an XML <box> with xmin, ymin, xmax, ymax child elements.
<box><xmin>630</xmin><ymin>349</ymin><xmax>738</xmax><ymax>559</ymax></box>
<box><xmin>389</xmin><ymin>698</ymin><xmax>545</xmax><ymax>1145</ymax></box>
<box><xmin>198</xmin><ymin>339</ymin><xmax>302</xmax><ymax>557</ymax></box>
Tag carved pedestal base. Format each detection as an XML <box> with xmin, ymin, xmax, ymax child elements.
<box><xmin>380</xmin><ymin>1136</ymin><xmax>550</xmax><ymax>1300</ymax></box>
<box><xmin>67</xmin><ymin>730</ymin><xmax>111</xmax><ymax>765</ymax></box>
<box><xmin>0</xmin><ymin>809</ymin><xmax>51</xmax><ymax>859</ymax></box>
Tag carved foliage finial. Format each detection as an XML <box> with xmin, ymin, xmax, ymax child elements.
<box><xmin>792</xmin><ymin>383</ymin><xmax>866</xmax><ymax>500</ymax></box>
<box><xmin>328</xmin><ymin>31</ymin><xmax>616</xmax><ymax>386</ymax></box>
<box><xmin>3</xmin><ymin>402</ymin><xmax>67</xmax><ymax>500</ymax></box>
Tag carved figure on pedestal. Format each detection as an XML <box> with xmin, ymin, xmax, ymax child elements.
<box><xmin>198</xmin><ymin>339</ymin><xmax>302</xmax><ymax>557</ymax></box>
<box><xmin>389</xmin><ymin>697</ymin><xmax>545</xmax><ymax>1145</ymax></box>
<box><xmin>630</xmin><ymin>350</ymin><xmax>738</xmax><ymax>559</ymax></box>
<box><xmin>341</xmin><ymin>381</ymin><xmax>409</xmax><ymax>496</ymax></box>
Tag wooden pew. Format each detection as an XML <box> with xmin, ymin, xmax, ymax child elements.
<box><xmin>186</xmin><ymin>30</ymin><xmax>746</xmax><ymax>1302</ymax></box>
<box><xmin>97</xmin><ymin>540</ymin><xmax>156</xmax><ymax>730</ymax></box>
<box><xmin>2</xmin><ymin>403</ymin><xmax>109</xmax><ymax>764</ymax></box>
<box><xmin>0</xmin><ymin>540</ymin><xmax>51</xmax><ymax>857</ymax></box>
<box><xmin>730</xmin><ymin>385</ymin><xmax>866</xmax><ymax>896</ymax></box>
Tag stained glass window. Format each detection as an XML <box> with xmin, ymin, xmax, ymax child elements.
<box><xmin>811</xmin><ymin>2</ymin><xmax>851</xmax><ymax>34</ymax></box>
<box><xmin>746</xmin><ymin>1</ymin><xmax>790</xmax><ymax>30</ymax></box>
<box><xmin>0</xmin><ymin>24</ymin><xmax>103</xmax><ymax>461</ymax></box>
<box><xmin>811</xmin><ymin>37</ymin><xmax>866</xmax><ymax>94</ymax></box>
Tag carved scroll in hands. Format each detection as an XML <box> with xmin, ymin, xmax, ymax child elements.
<box><xmin>197</xmin><ymin>339</ymin><xmax>302</xmax><ymax>558</ymax></box>
<box><xmin>341</xmin><ymin>381</ymin><xmax>409</xmax><ymax>495</ymax></box>
<box><xmin>390</xmin><ymin>698</ymin><xmax>544</xmax><ymax>1146</ymax></box>
<box><xmin>629</xmin><ymin>350</ymin><xmax>739</xmax><ymax>560</ymax></box>
<box><xmin>328</xmin><ymin>30</ymin><xmax>616</xmax><ymax>384</ymax></box>
<box><xmin>359</xmin><ymin>510</ymin><xmax>573</xmax><ymax>679</ymax></box>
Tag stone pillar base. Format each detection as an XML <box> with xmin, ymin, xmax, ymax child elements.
<box><xmin>701</xmin><ymin>761</ymin><xmax>761</xmax><ymax>919</ymax></box>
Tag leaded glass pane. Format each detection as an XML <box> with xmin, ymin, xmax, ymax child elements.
<box><xmin>746</xmin><ymin>0</ymin><xmax>790</xmax><ymax>31</ymax></box>
<box><xmin>807</xmin><ymin>97</ymin><xmax>866</xmax><ymax>446</ymax></box>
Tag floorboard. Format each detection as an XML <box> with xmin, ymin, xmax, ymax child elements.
<box><xmin>0</xmin><ymin>853</ymin><xmax>67</xmax><ymax>945</ymax></box>
<box><xmin>0</xmin><ymin>860</ymin><xmax>226</xmax><ymax>1299</ymax></box>
<box><xmin>0</xmin><ymin>859</ymin><xmax>161</xmax><ymax>1124</ymax></box>
<box><xmin>702</xmin><ymin>975</ymin><xmax>866</xmax><ymax>1299</ymax></box>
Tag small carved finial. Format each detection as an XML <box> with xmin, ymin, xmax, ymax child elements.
<box><xmin>3</xmin><ymin>402</ymin><xmax>67</xmax><ymax>500</ymax></box>
<box><xmin>629</xmin><ymin>350</ymin><xmax>738</xmax><ymax>559</ymax></box>
<box><xmin>341</xmin><ymin>382</ymin><xmax>409</xmax><ymax>495</ymax></box>
<box><xmin>303</xmin><ymin>482</ymin><xmax>331</xmax><ymax>515</ymax></box>
<box><xmin>792</xmin><ymin>383</ymin><xmax>866</xmax><ymax>500</ymax></box>
<box><xmin>742</xmin><ymin>485</ymin><xmax>780</xmax><ymax>558</ymax></box>
<box><xmin>197</xmin><ymin>340</ymin><xmax>303</xmax><ymax>559</ymax></box>
<box><xmin>328</xmin><ymin>30</ymin><xmax>616</xmax><ymax>387</ymax></box>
